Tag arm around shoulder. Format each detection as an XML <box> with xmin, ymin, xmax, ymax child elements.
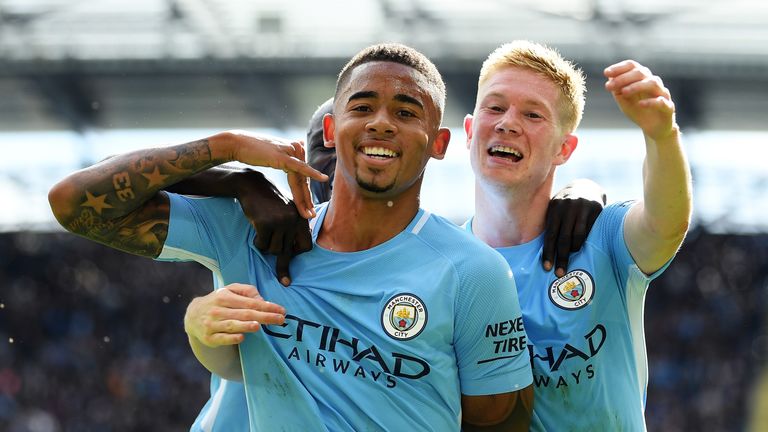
<box><xmin>47</xmin><ymin>134</ymin><xmax>231</xmax><ymax>257</ymax></box>
<box><xmin>49</xmin><ymin>131</ymin><xmax>325</xmax><ymax>258</ymax></box>
<box><xmin>544</xmin><ymin>178</ymin><xmax>607</xmax><ymax>276</ymax></box>
<box><xmin>183</xmin><ymin>283</ymin><xmax>287</xmax><ymax>381</ymax></box>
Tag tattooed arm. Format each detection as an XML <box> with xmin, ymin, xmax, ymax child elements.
<box><xmin>48</xmin><ymin>131</ymin><xmax>327</xmax><ymax>258</ymax></box>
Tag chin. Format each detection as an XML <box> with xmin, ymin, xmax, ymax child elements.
<box><xmin>358</xmin><ymin>181</ymin><xmax>395</xmax><ymax>194</ymax></box>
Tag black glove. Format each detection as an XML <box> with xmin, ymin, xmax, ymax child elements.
<box><xmin>166</xmin><ymin>166</ymin><xmax>311</xmax><ymax>286</ymax></box>
<box><xmin>234</xmin><ymin>170</ymin><xmax>312</xmax><ymax>287</ymax></box>
<box><xmin>543</xmin><ymin>179</ymin><xmax>607</xmax><ymax>277</ymax></box>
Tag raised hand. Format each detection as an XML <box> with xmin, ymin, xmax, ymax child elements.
<box><xmin>604</xmin><ymin>60</ymin><xmax>677</xmax><ymax>141</ymax></box>
<box><xmin>225</xmin><ymin>131</ymin><xmax>328</xmax><ymax>218</ymax></box>
<box><xmin>184</xmin><ymin>283</ymin><xmax>286</xmax><ymax>348</ymax></box>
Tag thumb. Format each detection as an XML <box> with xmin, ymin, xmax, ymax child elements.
<box><xmin>276</xmin><ymin>254</ymin><xmax>292</xmax><ymax>287</ymax></box>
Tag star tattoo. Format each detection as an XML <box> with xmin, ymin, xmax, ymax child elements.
<box><xmin>141</xmin><ymin>166</ymin><xmax>169</xmax><ymax>188</ymax></box>
<box><xmin>81</xmin><ymin>190</ymin><xmax>114</xmax><ymax>215</ymax></box>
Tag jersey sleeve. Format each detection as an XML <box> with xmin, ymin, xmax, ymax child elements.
<box><xmin>596</xmin><ymin>201</ymin><xmax>673</xmax><ymax>290</ymax></box>
<box><xmin>454</xmin><ymin>247</ymin><xmax>533</xmax><ymax>396</ymax></box>
<box><xmin>155</xmin><ymin>192</ymin><xmax>252</xmax><ymax>274</ymax></box>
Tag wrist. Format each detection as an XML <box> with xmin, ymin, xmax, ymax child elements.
<box><xmin>208</xmin><ymin>131</ymin><xmax>240</xmax><ymax>163</ymax></box>
<box><xmin>648</xmin><ymin>123</ymin><xmax>681</xmax><ymax>146</ymax></box>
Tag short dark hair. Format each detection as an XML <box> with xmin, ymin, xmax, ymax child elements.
<box><xmin>335</xmin><ymin>43</ymin><xmax>446</xmax><ymax>121</ymax></box>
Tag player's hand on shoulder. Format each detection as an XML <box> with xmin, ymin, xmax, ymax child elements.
<box><xmin>543</xmin><ymin>179</ymin><xmax>606</xmax><ymax>277</ymax></box>
<box><xmin>184</xmin><ymin>283</ymin><xmax>286</xmax><ymax>347</ymax></box>
<box><xmin>233</xmin><ymin>169</ymin><xmax>313</xmax><ymax>287</ymax></box>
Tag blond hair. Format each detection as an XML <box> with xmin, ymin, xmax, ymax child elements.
<box><xmin>479</xmin><ymin>40</ymin><xmax>586</xmax><ymax>132</ymax></box>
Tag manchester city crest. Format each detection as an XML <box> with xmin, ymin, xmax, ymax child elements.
<box><xmin>549</xmin><ymin>270</ymin><xmax>595</xmax><ymax>310</ymax></box>
<box><xmin>381</xmin><ymin>293</ymin><xmax>428</xmax><ymax>340</ymax></box>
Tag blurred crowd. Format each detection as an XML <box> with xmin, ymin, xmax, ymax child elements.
<box><xmin>0</xmin><ymin>232</ymin><xmax>212</xmax><ymax>432</ymax></box>
<box><xmin>645</xmin><ymin>227</ymin><xmax>768</xmax><ymax>431</ymax></box>
<box><xmin>0</xmin><ymin>228</ymin><xmax>766</xmax><ymax>431</ymax></box>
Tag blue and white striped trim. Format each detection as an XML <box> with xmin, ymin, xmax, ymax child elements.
<box><xmin>411</xmin><ymin>211</ymin><xmax>431</xmax><ymax>235</ymax></box>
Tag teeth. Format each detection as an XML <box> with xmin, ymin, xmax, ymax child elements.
<box><xmin>490</xmin><ymin>145</ymin><xmax>522</xmax><ymax>157</ymax></box>
<box><xmin>363</xmin><ymin>147</ymin><xmax>398</xmax><ymax>158</ymax></box>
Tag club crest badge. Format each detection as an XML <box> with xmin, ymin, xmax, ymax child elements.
<box><xmin>549</xmin><ymin>270</ymin><xmax>595</xmax><ymax>310</ymax></box>
<box><xmin>381</xmin><ymin>293</ymin><xmax>427</xmax><ymax>340</ymax></box>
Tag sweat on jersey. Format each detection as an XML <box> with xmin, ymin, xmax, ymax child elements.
<box><xmin>158</xmin><ymin>194</ymin><xmax>532</xmax><ymax>431</ymax></box>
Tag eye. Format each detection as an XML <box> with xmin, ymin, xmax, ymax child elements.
<box><xmin>525</xmin><ymin>112</ymin><xmax>543</xmax><ymax>119</ymax></box>
<box><xmin>490</xmin><ymin>105</ymin><xmax>505</xmax><ymax>113</ymax></box>
<box><xmin>397</xmin><ymin>109</ymin><xmax>416</xmax><ymax>118</ymax></box>
<box><xmin>350</xmin><ymin>104</ymin><xmax>372</xmax><ymax>113</ymax></box>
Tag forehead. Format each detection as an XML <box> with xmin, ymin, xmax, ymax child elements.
<box><xmin>479</xmin><ymin>66</ymin><xmax>562</xmax><ymax>110</ymax></box>
<box><xmin>339</xmin><ymin>61</ymin><xmax>434</xmax><ymax>108</ymax></box>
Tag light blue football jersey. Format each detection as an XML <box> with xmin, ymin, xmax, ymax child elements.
<box><xmin>157</xmin><ymin>196</ymin><xmax>251</xmax><ymax>432</ymax></box>
<box><xmin>189</xmin><ymin>374</ymin><xmax>248</xmax><ymax>432</ymax></box>
<box><xmin>465</xmin><ymin>201</ymin><xmax>671</xmax><ymax>432</ymax></box>
<box><xmin>159</xmin><ymin>193</ymin><xmax>532</xmax><ymax>431</ymax></box>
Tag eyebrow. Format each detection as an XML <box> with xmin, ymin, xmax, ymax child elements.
<box><xmin>348</xmin><ymin>91</ymin><xmax>378</xmax><ymax>102</ymax></box>
<box><xmin>485</xmin><ymin>91</ymin><xmax>550</xmax><ymax>110</ymax></box>
<box><xmin>347</xmin><ymin>91</ymin><xmax>424</xmax><ymax>110</ymax></box>
<box><xmin>394</xmin><ymin>94</ymin><xmax>424</xmax><ymax>109</ymax></box>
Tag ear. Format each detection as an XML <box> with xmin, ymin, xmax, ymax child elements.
<box><xmin>554</xmin><ymin>133</ymin><xmax>578</xmax><ymax>166</ymax></box>
<box><xmin>463</xmin><ymin>114</ymin><xmax>474</xmax><ymax>150</ymax></box>
<box><xmin>430</xmin><ymin>128</ymin><xmax>451</xmax><ymax>160</ymax></box>
<box><xmin>323</xmin><ymin>113</ymin><xmax>335</xmax><ymax>148</ymax></box>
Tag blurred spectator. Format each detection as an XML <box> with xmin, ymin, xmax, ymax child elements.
<box><xmin>0</xmin><ymin>229</ymin><xmax>766</xmax><ymax>431</ymax></box>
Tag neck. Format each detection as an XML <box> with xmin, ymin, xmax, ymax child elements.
<box><xmin>317</xmin><ymin>178</ymin><xmax>422</xmax><ymax>252</ymax></box>
<box><xmin>472</xmin><ymin>177</ymin><xmax>554</xmax><ymax>248</ymax></box>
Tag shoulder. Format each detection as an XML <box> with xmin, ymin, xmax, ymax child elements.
<box><xmin>414</xmin><ymin>213</ymin><xmax>510</xmax><ymax>277</ymax></box>
<box><xmin>589</xmin><ymin>200</ymin><xmax>637</xmax><ymax>238</ymax></box>
<box><xmin>168</xmin><ymin>193</ymin><xmax>246</xmax><ymax>222</ymax></box>
<box><xmin>165</xmin><ymin>192</ymin><xmax>252</xmax><ymax>245</ymax></box>
<box><xmin>167</xmin><ymin>192</ymin><xmax>240</xmax><ymax>209</ymax></box>
<box><xmin>582</xmin><ymin>200</ymin><xmax>641</xmax><ymax>269</ymax></box>
<box><xmin>414</xmin><ymin>213</ymin><xmax>489</xmax><ymax>251</ymax></box>
<box><xmin>602</xmin><ymin>200</ymin><xmax>636</xmax><ymax>219</ymax></box>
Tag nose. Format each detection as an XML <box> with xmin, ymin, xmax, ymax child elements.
<box><xmin>367</xmin><ymin>110</ymin><xmax>397</xmax><ymax>134</ymax></box>
<box><xmin>495</xmin><ymin>112</ymin><xmax>520</xmax><ymax>135</ymax></box>
<box><xmin>496</xmin><ymin>124</ymin><xmax>519</xmax><ymax>134</ymax></box>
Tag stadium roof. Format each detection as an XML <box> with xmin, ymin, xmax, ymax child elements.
<box><xmin>2</xmin><ymin>0</ymin><xmax>767</xmax><ymax>233</ymax></box>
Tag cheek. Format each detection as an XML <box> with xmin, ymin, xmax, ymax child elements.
<box><xmin>470</xmin><ymin>139</ymin><xmax>483</xmax><ymax>156</ymax></box>
<box><xmin>468</xmin><ymin>144</ymin><xmax>483</xmax><ymax>169</ymax></box>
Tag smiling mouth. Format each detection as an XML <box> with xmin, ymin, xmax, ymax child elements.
<box><xmin>362</xmin><ymin>146</ymin><xmax>399</xmax><ymax>159</ymax></box>
<box><xmin>488</xmin><ymin>145</ymin><xmax>523</xmax><ymax>162</ymax></box>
